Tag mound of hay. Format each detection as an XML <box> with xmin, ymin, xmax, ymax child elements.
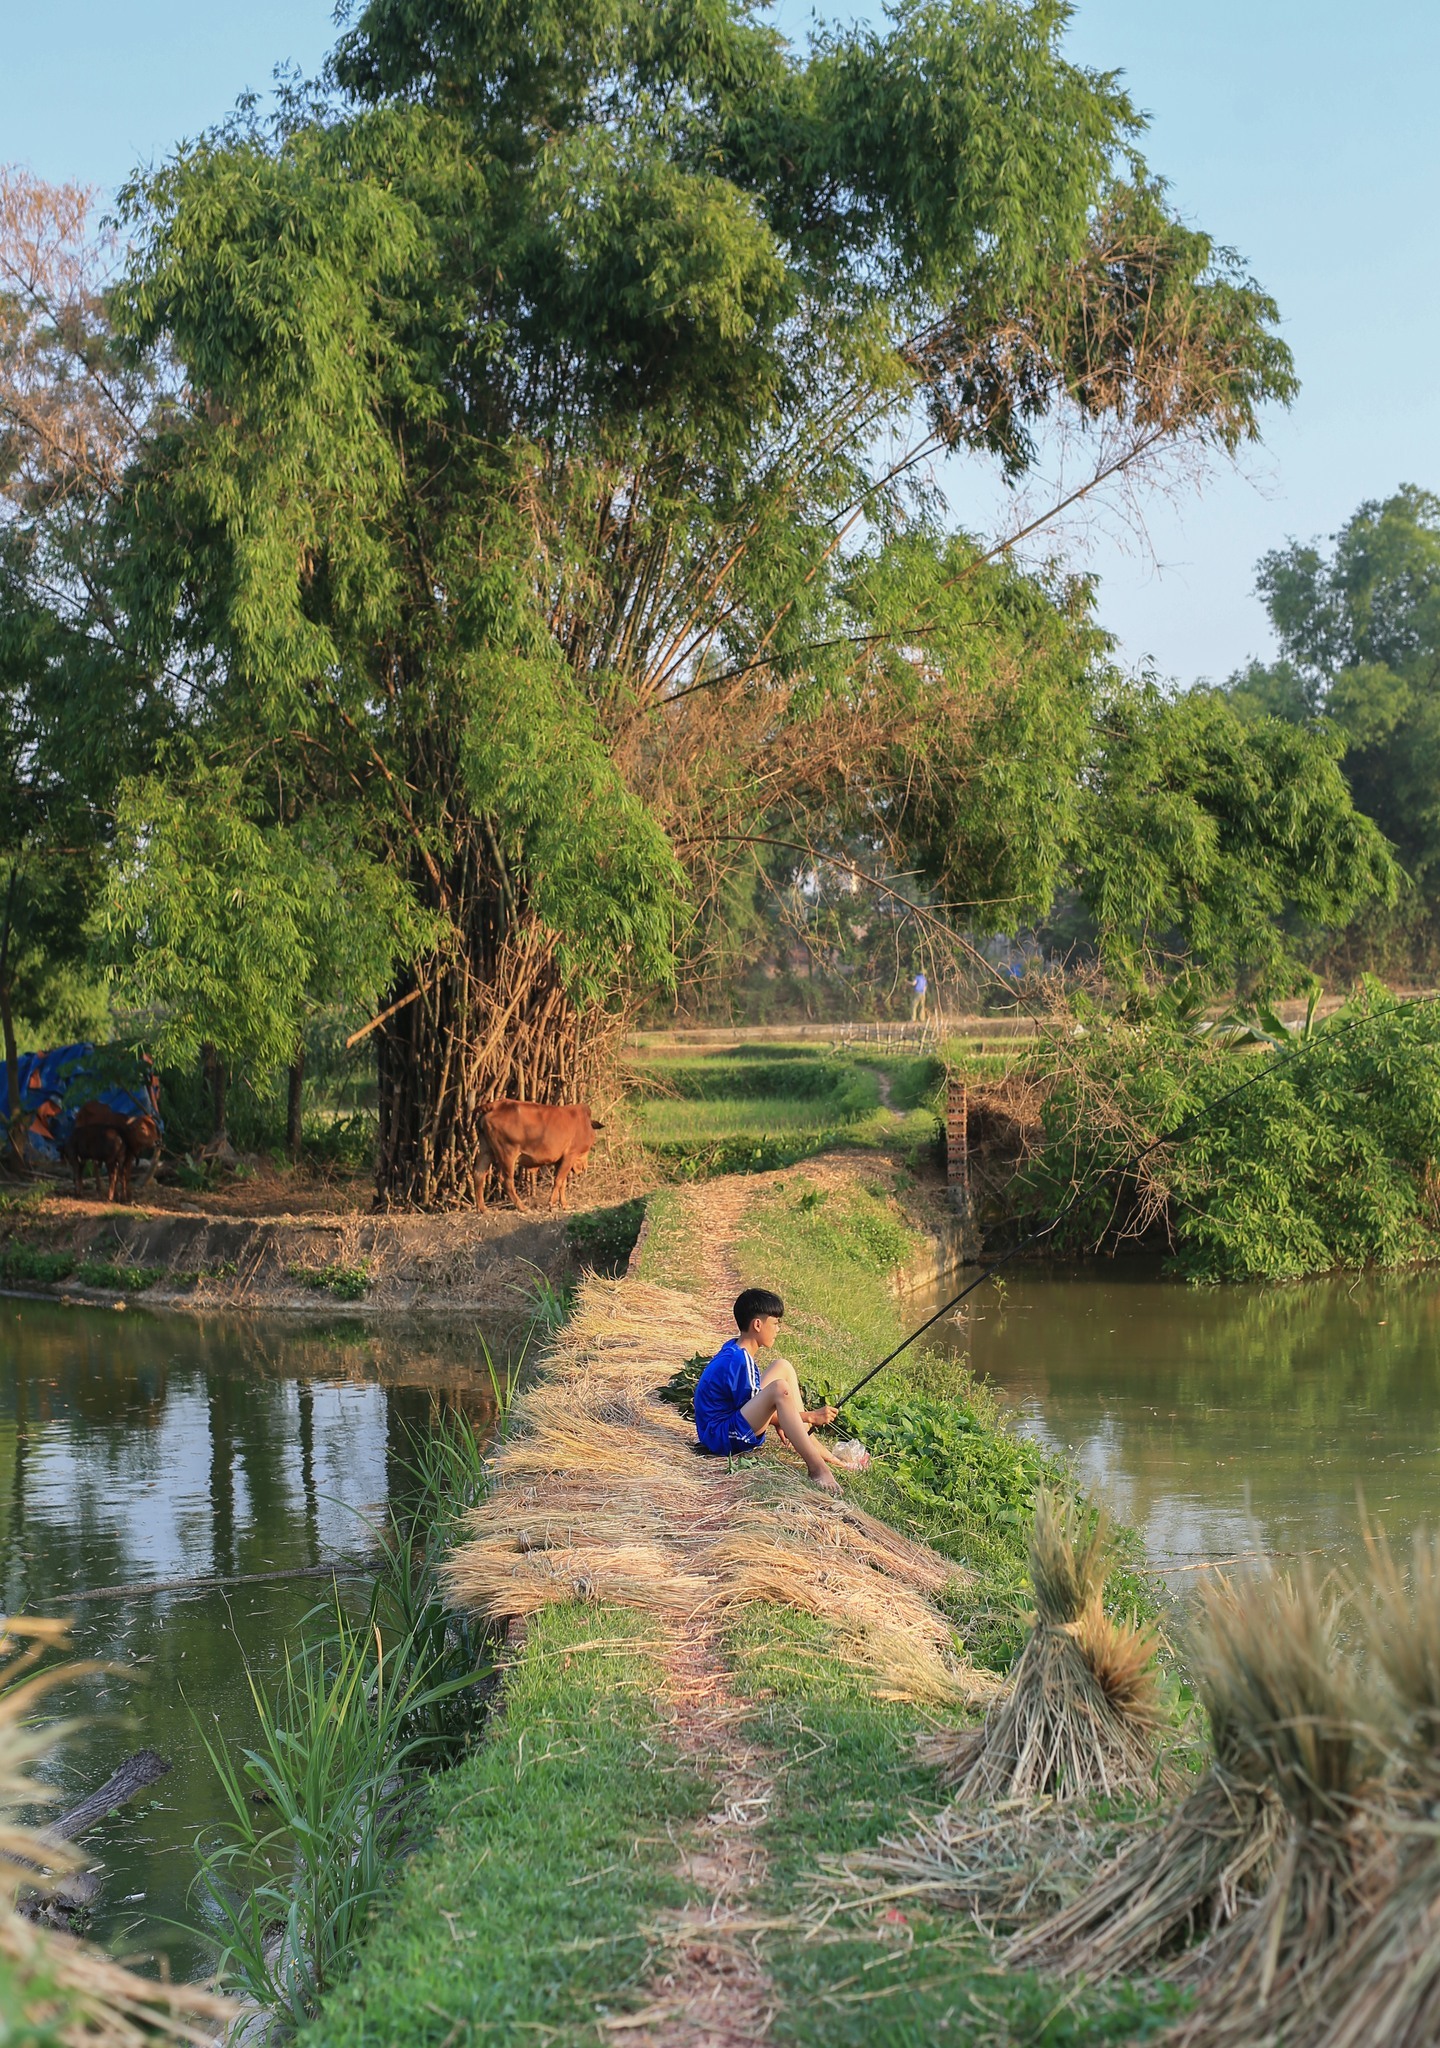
<box><xmin>817</xmin><ymin>1798</ymin><xmax>1138</xmax><ymax>1935</ymax></box>
<box><xmin>0</xmin><ymin>1619</ymin><xmax>238</xmax><ymax>2045</ymax></box>
<box><xmin>741</xmin><ymin>1494</ymin><xmax>966</xmax><ymax>1598</ymax></box>
<box><xmin>1285</xmin><ymin>1526</ymin><xmax>1440</xmax><ymax>2048</ymax></box>
<box><xmin>444</xmin><ymin>1531</ymin><xmax>712</xmax><ymax>1621</ymax></box>
<box><xmin>1149</xmin><ymin>1565</ymin><xmax>1375</xmax><ymax>2048</ymax></box>
<box><xmin>709</xmin><ymin>1529</ymin><xmax>984</xmax><ymax>1706</ymax></box>
<box><xmin>923</xmin><ymin>1489</ymin><xmax>1165</xmax><ymax>1801</ymax></box>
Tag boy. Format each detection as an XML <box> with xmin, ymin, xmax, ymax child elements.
<box><xmin>693</xmin><ymin>1287</ymin><xmax>845</xmax><ymax>1492</ymax></box>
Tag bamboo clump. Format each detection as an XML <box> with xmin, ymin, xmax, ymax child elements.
<box><xmin>921</xmin><ymin>1489</ymin><xmax>1166</xmax><ymax>1802</ymax></box>
<box><xmin>0</xmin><ymin>1618</ymin><xmax>239</xmax><ymax>2046</ymax></box>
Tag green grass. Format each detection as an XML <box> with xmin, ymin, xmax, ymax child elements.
<box><xmin>630</xmin><ymin>1185</ymin><xmax>705</xmax><ymax>1293</ymax></box>
<box><xmin>73</xmin><ymin>1259</ymin><xmax>163</xmax><ymax>1291</ymax></box>
<box><xmin>300</xmin><ymin>1605</ymin><xmax>712</xmax><ymax>2048</ymax></box>
<box><xmin>628</xmin><ymin>1045</ymin><xmax>945</xmax><ymax>1180</ymax></box>
<box><xmin>287</xmin><ymin>1262</ymin><xmax>370</xmax><ymax>1301</ymax></box>
<box><xmin>566</xmin><ymin>1197</ymin><xmax>646</xmax><ymax>1275</ymax></box>
<box><xmin>726</xmin><ymin>1606</ymin><xmax>1181</xmax><ymax>2048</ymax></box>
<box><xmin>0</xmin><ymin>1245</ymin><xmax>76</xmax><ymax>1287</ymax></box>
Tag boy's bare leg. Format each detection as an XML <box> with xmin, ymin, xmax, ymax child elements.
<box><xmin>740</xmin><ymin>1359</ymin><xmax>840</xmax><ymax>1492</ymax></box>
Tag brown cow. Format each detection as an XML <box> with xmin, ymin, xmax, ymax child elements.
<box><xmin>64</xmin><ymin>1123</ymin><xmax>132</xmax><ymax>1202</ymax></box>
<box><xmin>473</xmin><ymin>1100</ymin><xmax>602</xmax><ymax>1211</ymax></box>
<box><xmin>67</xmin><ymin>1104</ymin><xmax>162</xmax><ymax>1202</ymax></box>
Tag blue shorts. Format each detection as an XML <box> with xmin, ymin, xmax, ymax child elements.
<box><xmin>696</xmin><ymin>1413</ymin><xmax>765</xmax><ymax>1457</ymax></box>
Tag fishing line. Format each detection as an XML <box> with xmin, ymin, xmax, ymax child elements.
<box><xmin>831</xmin><ymin>988</ymin><xmax>1440</xmax><ymax>1413</ymax></box>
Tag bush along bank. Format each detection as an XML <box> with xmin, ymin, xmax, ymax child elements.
<box><xmin>1002</xmin><ymin>982</ymin><xmax>1440</xmax><ymax>1281</ymax></box>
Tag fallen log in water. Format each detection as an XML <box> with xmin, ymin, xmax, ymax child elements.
<box><xmin>19</xmin><ymin>1748</ymin><xmax>173</xmax><ymax>1921</ymax></box>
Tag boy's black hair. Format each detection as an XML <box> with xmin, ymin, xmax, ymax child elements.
<box><xmin>733</xmin><ymin>1286</ymin><xmax>784</xmax><ymax>1330</ymax></box>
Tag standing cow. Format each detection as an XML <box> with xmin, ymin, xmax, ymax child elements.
<box><xmin>473</xmin><ymin>1101</ymin><xmax>602</xmax><ymax>1211</ymax></box>
<box><xmin>64</xmin><ymin>1104</ymin><xmax>163</xmax><ymax>1203</ymax></box>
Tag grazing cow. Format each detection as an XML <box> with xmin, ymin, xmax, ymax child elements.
<box><xmin>64</xmin><ymin>1123</ymin><xmax>132</xmax><ymax>1203</ymax></box>
<box><xmin>67</xmin><ymin>1104</ymin><xmax>162</xmax><ymax>1202</ymax></box>
<box><xmin>473</xmin><ymin>1100</ymin><xmax>602</xmax><ymax>1211</ymax></box>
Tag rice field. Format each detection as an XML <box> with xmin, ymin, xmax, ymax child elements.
<box><xmin>625</xmin><ymin>1041</ymin><xmax>944</xmax><ymax>1175</ymax></box>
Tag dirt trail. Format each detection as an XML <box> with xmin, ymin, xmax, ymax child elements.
<box><xmin>445</xmin><ymin>1173</ymin><xmax>994</xmax><ymax>2047</ymax></box>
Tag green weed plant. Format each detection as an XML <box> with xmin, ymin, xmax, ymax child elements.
<box><xmin>286</xmin><ymin>1263</ymin><xmax>370</xmax><ymax>1301</ymax></box>
<box><xmin>189</xmin><ymin>1409</ymin><xmax>502</xmax><ymax>2022</ymax></box>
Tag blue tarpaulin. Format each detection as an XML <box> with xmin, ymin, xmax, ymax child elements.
<box><xmin>14</xmin><ymin>1044</ymin><xmax>162</xmax><ymax>1165</ymax></box>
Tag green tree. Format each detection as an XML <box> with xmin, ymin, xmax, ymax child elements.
<box><xmin>0</xmin><ymin>169</ymin><xmax>176</xmax><ymax>1157</ymax></box>
<box><xmin>92</xmin><ymin>0</ymin><xmax>1342</xmax><ymax>1201</ymax></box>
<box><xmin>99</xmin><ymin>763</ymin><xmax>438</xmax><ymax>1144</ymax></box>
<box><xmin>1227</xmin><ymin>485</ymin><xmax>1440</xmax><ymax>967</ymax></box>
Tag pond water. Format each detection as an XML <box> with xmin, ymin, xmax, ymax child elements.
<box><xmin>916</xmin><ymin>1263</ymin><xmax>1440</xmax><ymax>1582</ymax></box>
<box><xmin>0</xmin><ymin>1302</ymin><xmax>514</xmax><ymax>1972</ymax></box>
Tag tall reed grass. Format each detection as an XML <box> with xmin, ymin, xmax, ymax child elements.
<box><xmin>0</xmin><ymin>1620</ymin><xmax>236</xmax><ymax>2045</ymax></box>
<box><xmin>189</xmin><ymin>1385</ymin><xmax>509</xmax><ymax>2025</ymax></box>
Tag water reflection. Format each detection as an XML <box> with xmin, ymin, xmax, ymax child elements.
<box><xmin>0</xmin><ymin>1303</ymin><xmax>515</xmax><ymax>1968</ymax></box>
<box><xmin>916</xmin><ymin>1264</ymin><xmax>1440</xmax><ymax>1579</ymax></box>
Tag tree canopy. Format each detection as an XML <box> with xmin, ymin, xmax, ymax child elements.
<box><xmin>1225</xmin><ymin>485</ymin><xmax>1440</xmax><ymax>970</ymax></box>
<box><xmin>0</xmin><ymin>1</ymin><xmax>1395</xmax><ymax>1196</ymax></box>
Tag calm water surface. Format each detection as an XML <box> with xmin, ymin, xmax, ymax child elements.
<box><xmin>0</xmin><ymin>1303</ymin><xmax>512</xmax><ymax>1970</ymax></box>
<box><xmin>917</xmin><ymin>1264</ymin><xmax>1440</xmax><ymax>1578</ymax></box>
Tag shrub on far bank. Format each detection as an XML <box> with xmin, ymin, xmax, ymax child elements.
<box><xmin>1005</xmin><ymin>982</ymin><xmax>1440</xmax><ymax>1281</ymax></box>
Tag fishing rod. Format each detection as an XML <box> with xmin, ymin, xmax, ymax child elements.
<box><xmin>831</xmin><ymin>988</ymin><xmax>1440</xmax><ymax>1413</ymax></box>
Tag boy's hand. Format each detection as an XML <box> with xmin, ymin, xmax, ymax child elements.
<box><xmin>802</xmin><ymin>1403</ymin><xmax>838</xmax><ymax>1428</ymax></box>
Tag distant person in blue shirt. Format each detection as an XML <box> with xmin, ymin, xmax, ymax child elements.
<box><xmin>692</xmin><ymin>1287</ymin><xmax>845</xmax><ymax>1491</ymax></box>
<box><xmin>910</xmin><ymin>970</ymin><xmax>928</xmax><ymax>1021</ymax></box>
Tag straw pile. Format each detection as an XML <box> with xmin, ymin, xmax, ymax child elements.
<box><xmin>921</xmin><ymin>1489</ymin><xmax>1165</xmax><ymax>1801</ymax></box>
<box><xmin>1010</xmin><ymin>1567</ymin><xmax>1366</xmax><ymax>2020</ymax></box>
<box><xmin>443</xmin><ymin>1273</ymin><xmax>994</xmax><ymax>1708</ymax></box>
<box><xmin>1284</xmin><ymin>1527</ymin><xmax>1440</xmax><ymax>2048</ymax></box>
<box><xmin>1008</xmin><ymin>1570</ymin><xmax>1292</xmax><ymax>1982</ymax></box>
<box><xmin>0</xmin><ymin>1618</ymin><xmax>238</xmax><ymax>2045</ymax></box>
<box><xmin>814</xmin><ymin>1799</ymin><xmax>1138</xmax><ymax>1934</ymax></box>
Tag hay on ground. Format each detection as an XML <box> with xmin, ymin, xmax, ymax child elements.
<box><xmin>743</xmin><ymin>1496</ymin><xmax>967</xmax><ymax>1597</ymax></box>
<box><xmin>924</xmin><ymin>1489</ymin><xmax>1166</xmax><ymax>1802</ymax></box>
<box><xmin>1283</xmin><ymin>1525</ymin><xmax>1440</xmax><ymax>2048</ymax></box>
<box><xmin>1150</xmin><ymin>1565</ymin><xmax>1376</xmax><ymax>2048</ymax></box>
<box><xmin>814</xmin><ymin>1799</ymin><xmax>1139</xmax><ymax>1934</ymax></box>
<box><xmin>444</xmin><ymin>1534</ymin><xmax>711</xmax><ymax>1621</ymax></box>
<box><xmin>710</xmin><ymin>1530</ymin><xmax>989</xmax><ymax>1707</ymax></box>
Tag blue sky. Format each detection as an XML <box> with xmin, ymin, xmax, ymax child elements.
<box><xmin>4</xmin><ymin>0</ymin><xmax>1435</xmax><ymax>684</ymax></box>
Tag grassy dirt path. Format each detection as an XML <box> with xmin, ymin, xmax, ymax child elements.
<box><xmin>431</xmin><ymin>1169</ymin><xmax>995</xmax><ymax>2046</ymax></box>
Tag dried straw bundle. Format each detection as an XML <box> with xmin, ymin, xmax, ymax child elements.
<box><xmin>709</xmin><ymin>1530</ymin><xmax>975</xmax><ymax>1705</ymax></box>
<box><xmin>1283</xmin><ymin>1527</ymin><xmax>1440</xmax><ymax>2048</ymax></box>
<box><xmin>0</xmin><ymin>1619</ymin><xmax>238</xmax><ymax>2045</ymax></box>
<box><xmin>444</xmin><ymin>1534</ymin><xmax>712</xmax><ymax>1621</ymax></box>
<box><xmin>743</xmin><ymin>1495</ymin><xmax>965</xmax><ymax>1598</ymax></box>
<box><xmin>924</xmin><ymin>1490</ymin><xmax>1165</xmax><ymax>1801</ymax></box>
<box><xmin>1152</xmin><ymin>1566</ymin><xmax>1375</xmax><ymax>2048</ymax></box>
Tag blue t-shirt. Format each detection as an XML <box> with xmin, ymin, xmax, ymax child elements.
<box><xmin>693</xmin><ymin>1337</ymin><xmax>763</xmax><ymax>1454</ymax></box>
